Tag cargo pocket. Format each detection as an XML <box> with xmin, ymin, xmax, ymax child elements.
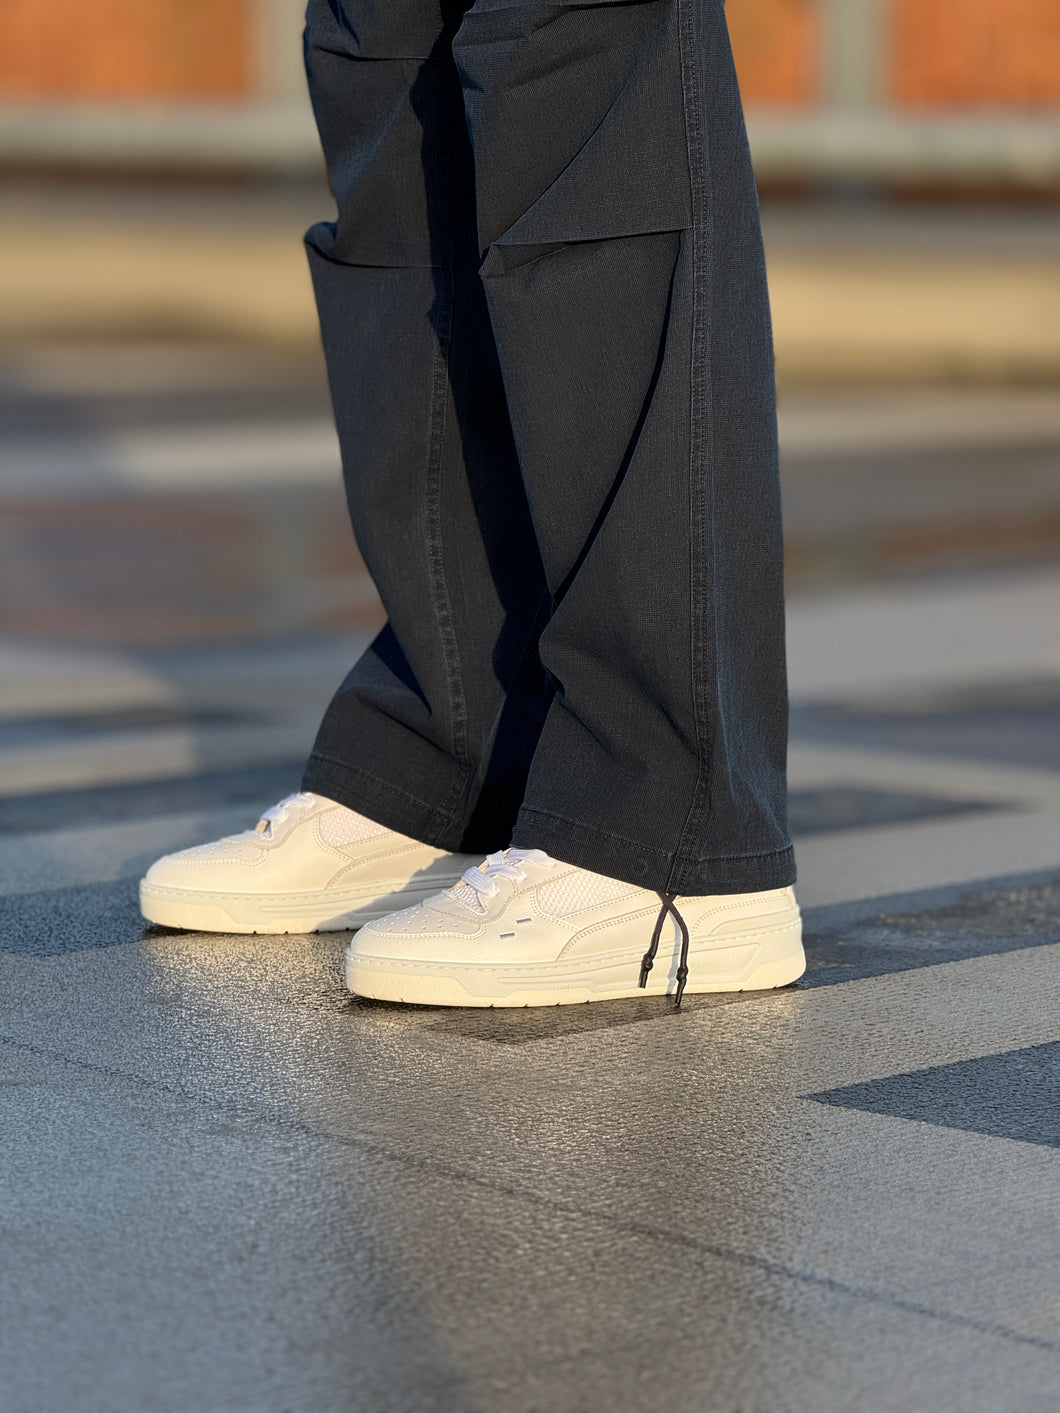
<box><xmin>455</xmin><ymin>0</ymin><xmax>692</xmax><ymax>254</ymax></box>
<box><xmin>304</xmin><ymin>0</ymin><xmax>466</xmax><ymax>269</ymax></box>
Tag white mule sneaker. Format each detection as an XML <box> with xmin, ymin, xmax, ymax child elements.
<box><xmin>140</xmin><ymin>792</ymin><xmax>480</xmax><ymax>934</ymax></box>
<box><xmin>346</xmin><ymin>847</ymin><xmax>804</xmax><ymax>1007</ymax></box>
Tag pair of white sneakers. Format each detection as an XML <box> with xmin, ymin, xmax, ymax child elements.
<box><xmin>140</xmin><ymin>792</ymin><xmax>804</xmax><ymax>1007</ymax></box>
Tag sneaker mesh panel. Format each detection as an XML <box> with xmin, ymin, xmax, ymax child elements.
<box><xmin>317</xmin><ymin>808</ymin><xmax>390</xmax><ymax>848</ymax></box>
<box><xmin>536</xmin><ymin>871</ymin><xmax>640</xmax><ymax>917</ymax></box>
<box><xmin>445</xmin><ymin>882</ymin><xmax>483</xmax><ymax>911</ymax></box>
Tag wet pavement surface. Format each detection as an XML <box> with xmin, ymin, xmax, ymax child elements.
<box><xmin>2</xmin><ymin>340</ymin><xmax>1060</xmax><ymax>1410</ymax></box>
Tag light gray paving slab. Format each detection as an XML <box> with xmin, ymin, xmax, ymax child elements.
<box><xmin>786</xmin><ymin>566</ymin><xmax>1060</xmax><ymax>701</ymax></box>
<box><xmin>0</xmin><ymin>718</ymin><xmax>316</xmax><ymax>796</ymax></box>
<box><xmin>0</xmin><ymin>418</ymin><xmax>341</xmax><ymax>496</ymax></box>
<box><xmin>2</xmin><ymin>912</ymin><xmax>1058</xmax><ymax>1411</ymax></box>
<box><xmin>6</xmin><ymin>1033</ymin><xmax>1057</xmax><ymax>1413</ymax></box>
<box><xmin>778</xmin><ymin>388</ymin><xmax>1060</xmax><ymax>458</ymax></box>
<box><xmin>795</xmin><ymin>807</ymin><xmax>1060</xmax><ymax>908</ymax></box>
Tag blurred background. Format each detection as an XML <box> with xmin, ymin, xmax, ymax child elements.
<box><xmin>2</xmin><ymin>0</ymin><xmax>1059</xmax><ymax>863</ymax></box>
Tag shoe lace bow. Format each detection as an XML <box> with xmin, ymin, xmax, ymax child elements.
<box><xmin>454</xmin><ymin>849</ymin><xmax>547</xmax><ymax>907</ymax></box>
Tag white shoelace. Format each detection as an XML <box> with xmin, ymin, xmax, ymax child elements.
<box><xmin>256</xmin><ymin>791</ymin><xmax>315</xmax><ymax>836</ymax></box>
<box><xmin>452</xmin><ymin>848</ymin><xmax>551</xmax><ymax>910</ymax></box>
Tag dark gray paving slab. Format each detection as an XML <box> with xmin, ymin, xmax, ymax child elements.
<box><xmin>791</xmin><ymin>675</ymin><xmax>1060</xmax><ymax>769</ymax></box>
<box><xmin>0</xmin><ymin>761</ymin><xmax>304</xmax><ymax>835</ymax></box>
<box><xmin>801</xmin><ymin>871</ymin><xmax>1060</xmax><ymax>987</ymax></box>
<box><xmin>788</xmin><ymin>784</ymin><xmax>1001</xmax><ymax>835</ymax></box>
<box><xmin>0</xmin><ymin>703</ymin><xmax>264</xmax><ymax>748</ymax></box>
<box><xmin>809</xmin><ymin>1042</ymin><xmax>1060</xmax><ymax>1148</ymax></box>
<box><xmin>1</xmin><ymin>879</ymin><xmax>143</xmax><ymax>956</ymax></box>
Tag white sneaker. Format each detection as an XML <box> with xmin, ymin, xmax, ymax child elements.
<box><xmin>345</xmin><ymin>848</ymin><xmax>805</xmax><ymax>1007</ymax></box>
<box><xmin>140</xmin><ymin>792</ymin><xmax>480</xmax><ymax>934</ymax></box>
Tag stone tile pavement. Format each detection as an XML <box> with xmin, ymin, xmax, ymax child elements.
<box><xmin>1</xmin><ymin>340</ymin><xmax>1059</xmax><ymax>1410</ymax></box>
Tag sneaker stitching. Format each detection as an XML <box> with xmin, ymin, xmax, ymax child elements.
<box><xmin>325</xmin><ymin>840</ymin><xmax>450</xmax><ymax>883</ymax></box>
<box><xmin>350</xmin><ymin>925</ymin><xmax>799</xmax><ymax>976</ymax></box>
<box><xmin>556</xmin><ymin>906</ymin><xmax>661</xmax><ymax>959</ymax></box>
<box><xmin>312</xmin><ymin>818</ymin><xmax>367</xmax><ymax>868</ymax></box>
<box><xmin>144</xmin><ymin>878</ymin><xmax>467</xmax><ymax>904</ymax></box>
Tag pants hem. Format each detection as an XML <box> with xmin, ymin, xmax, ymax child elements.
<box><xmin>512</xmin><ymin>805</ymin><xmax>795</xmax><ymax>895</ymax></box>
<box><xmin>302</xmin><ymin>752</ymin><xmax>467</xmax><ymax>852</ymax></box>
<box><xmin>303</xmin><ymin>751</ymin><xmax>523</xmax><ymax>856</ymax></box>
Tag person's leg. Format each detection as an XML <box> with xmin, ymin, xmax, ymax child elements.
<box><xmin>140</xmin><ymin>0</ymin><xmax>554</xmax><ymax>936</ymax></box>
<box><xmin>300</xmin><ymin>0</ymin><xmax>554</xmax><ymax>855</ymax></box>
<box><xmin>450</xmin><ymin>0</ymin><xmax>793</xmax><ymax>894</ymax></box>
<box><xmin>343</xmin><ymin>0</ymin><xmax>802</xmax><ymax>1006</ymax></box>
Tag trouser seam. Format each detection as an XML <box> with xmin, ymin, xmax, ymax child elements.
<box><xmin>425</xmin><ymin>78</ymin><xmax>469</xmax><ymax>770</ymax></box>
<box><xmin>670</xmin><ymin>0</ymin><xmax>719</xmax><ymax>885</ymax></box>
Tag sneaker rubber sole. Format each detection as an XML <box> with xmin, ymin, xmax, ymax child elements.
<box><xmin>345</xmin><ymin>919</ymin><xmax>806</xmax><ymax>1007</ymax></box>
<box><xmin>139</xmin><ymin>876</ymin><xmax>468</xmax><ymax>935</ymax></box>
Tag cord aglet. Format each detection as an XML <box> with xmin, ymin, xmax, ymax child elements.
<box><xmin>674</xmin><ymin>965</ymin><xmax>688</xmax><ymax>1008</ymax></box>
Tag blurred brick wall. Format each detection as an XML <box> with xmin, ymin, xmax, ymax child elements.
<box><xmin>727</xmin><ymin>0</ymin><xmax>819</xmax><ymax>107</ymax></box>
<box><xmin>0</xmin><ymin>0</ymin><xmax>250</xmax><ymax>100</ymax></box>
<box><xmin>893</xmin><ymin>0</ymin><xmax>1060</xmax><ymax>109</ymax></box>
<box><xmin>0</xmin><ymin>0</ymin><xmax>825</xmax><ymax>107</ymax></box>
<box><xmin>1</xmin><ymin>0</ymin><xmax>1059</xmax><ymax>112</ymax></box>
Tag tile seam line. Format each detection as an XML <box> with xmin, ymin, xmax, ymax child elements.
<box><xmin>2</xmin><ymin>1030</ymin><xmax>1056</xmax><ymax>1356</ymax></box>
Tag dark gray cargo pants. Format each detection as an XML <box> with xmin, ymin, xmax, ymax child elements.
<box><xmin>301</xmin><ymin>0</ymin><xmax>795</xmax><ymax>894</ymax></box>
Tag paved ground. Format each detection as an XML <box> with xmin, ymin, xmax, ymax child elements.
<box><xmin>2</xmin><ymin>336</ymin><xmax>1060</xmax><ymax>1411</ymax></box>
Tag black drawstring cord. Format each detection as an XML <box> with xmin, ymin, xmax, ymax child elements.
<box><xmin>638</xmin><ymin>897</ymin><xmax>667</xmax><ymax>987</ymax></box>
<box><xmin>638</xmin><ymin>891</ymin><xmax>691</xmax><ymax>1007</ymax></box>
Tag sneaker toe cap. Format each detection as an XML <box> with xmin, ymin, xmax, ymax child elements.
<box><xmin>352</xmin><ymin>902</ymin><xmax>479</xmax><ymax>958</ymax></box>
<box><xmin>142</xmin><ymin>839</ymin><xmax>266</xmax><ymax>890</ymax></box>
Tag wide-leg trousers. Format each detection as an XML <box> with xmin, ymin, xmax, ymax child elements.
<box><xmin>300</xmin><ymin>0</ymin><xmax>795</xmax><ymax>895</ymax></box>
